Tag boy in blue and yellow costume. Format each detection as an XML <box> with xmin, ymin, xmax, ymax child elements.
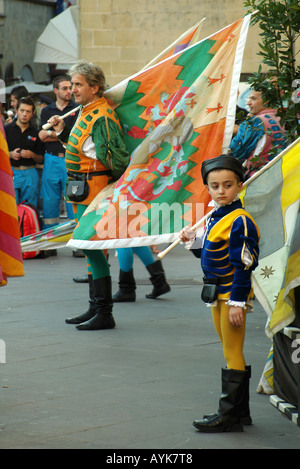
<box><xmin>180</xmin><ymin>154</ymin><xmax>260</xmax><ymax>433</ymax></box>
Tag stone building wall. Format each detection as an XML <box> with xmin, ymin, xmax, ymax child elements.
<box><xmin>1</xmin><ymin>0</ymin><xmax>55</xmax><ymax>84</ymax></box>
<box><xmin>79</xmin><ymin>0</ymin><xmax>261</xmax><ymax>87</ymax></box>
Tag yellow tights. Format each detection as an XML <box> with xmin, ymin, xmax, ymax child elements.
<box><xmin>211</xmin><ymin>301</ymin><xmax>247</xmax><ymax>371</ymax></box>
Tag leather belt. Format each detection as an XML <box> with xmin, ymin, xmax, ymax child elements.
<box><xmin>203</xmin><ymin>275</ymin><xmax>234</xmax><ymax>285</ymax></box>
<box><xmin>13</xmin><ymin>165</ymin><xmax>36</xmax><ymax>170</ymax></box>
<box><xmin>48</xmin><ymin>152</ymin><xmax>64</xmax><ymax>158</ymax></box>
<box><xmin>67</xmin><ymin>170</ymin><xmax>112</xmax><ymax>180</ymax></box>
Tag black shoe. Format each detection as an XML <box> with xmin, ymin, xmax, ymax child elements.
<box><xmin>65</xmin><ymin>300</ymin><xmax>98</xmax><ymax>325</ymax></box>
<box><xmin>72</xmin><ymin>249</ymin><xmax>85</xmax><ymax>258</ymax></box>
<box><xmin>76</xmin><ymin>312</ymin><xmax>116</xmax><ymax>330</ymax></box>
<box><xmin>193</xmin><ymin>368</ymin><xmax>246</xmax><ymax>433</ymax></box>
<box><xmin>193</xmin><ymin>414</ymin><xmax>243</xmax><ymax>433</ymax></box>
<box><xmin>145</xmin><ymin>260</ymin><xmax>171</xmax><ymax>299</ymax></box>
<box><xmin>36</xmin><ymin>249</ymin><xmax>57</xmax><ymax>258</ymax></box>
<box><xmin>73</xmin><ymin>274</ymin><xmax>89</xmax><ymax>283</ymax></box>
<box><xmin>113</xmin><ymin>269</ymin><xmax>136</xmax><ymax>302</ymax></box>
<box><xmin>113</xmin><ymin>290</ymin><xmax>136</xmax><ymax>302</ymax></box>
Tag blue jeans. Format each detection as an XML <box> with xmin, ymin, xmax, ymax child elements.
<box><xmin>41</xmin><ymin>153</ymin><xmax>74</xmax><ymax>228</ymax></box>
<box><xmin>13</xmin><ymin>167</ymin><xmax>39</xmax><ymax>206</ymax></box>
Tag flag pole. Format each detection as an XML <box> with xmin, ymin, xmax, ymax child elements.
<box><xmin>42</xmin><ymin>105</ymin><xmax>81</xmax><ymax>130</ymax></box>
<box><xmin>158</xmin><ymin>136</ymin><xmax>300</xmax><ymax>260</ymax></box>
<box><xmin>157</xmin><ymin>209</ymin><xmax>213</xmax><ymax>259</ymax></box>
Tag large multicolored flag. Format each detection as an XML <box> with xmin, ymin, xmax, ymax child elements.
<box><xmin>20</xmin><ymin>18</ymin><xmax>204</xmax><ymax>254</ymax></box>
<box><xmin>241</xmin><ymin>138</ymin><xmax>300</xmax><ymax>338</ymax></box>
<box><xmin>0</xmin><ymin>120</ymin><xmax>24</xmax><ymax>286</ymax></box>
<box><xmin>67</xmin><ymin>15</ymin><xmax>252</xmax><ymax>251</ymax></box>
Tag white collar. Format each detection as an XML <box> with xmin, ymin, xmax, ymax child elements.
<box><xmin>208</xmin><ymin>195</ymin><xmax>240</xmax><ymax>210</ymax></box>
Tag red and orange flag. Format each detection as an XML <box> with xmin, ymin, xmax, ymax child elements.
<box><xmin>0</xmin><ymin>120</ymin><xmax>24</xmax><ymax>285</ymax></box>
<box><xmin>68</xmin><ymin>15</ymin><xmax>252</xmax><ymax>250</ymax></box>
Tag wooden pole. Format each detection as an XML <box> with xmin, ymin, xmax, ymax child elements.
<box><xmin>42</xmin><ymin>105</ymin><xmax>81</xmax><ymax>130</ymax></box>
<box><xmin>158</xmin><ymin>137</ymin><xmax>300</xmax><ymax>259</ymax></box>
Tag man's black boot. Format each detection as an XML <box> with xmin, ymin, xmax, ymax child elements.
<box><xmin>65</xmin><ymin>274</ymin><xmax>97</xmax><ymax>324</ymax></box>
<box><xmin>113</xmin><ymin>269</ymin><xmax>136</xmax><ymax>302</ymax></box>
<box><xmin>76</xmin><ymin>276</ymin><xmax>116</xmax><ymax>330</ymax></box>
<box><xmin>145</xmin><ymin>260</ymin><xmax>171</xmax><ymax>299</ymax></box>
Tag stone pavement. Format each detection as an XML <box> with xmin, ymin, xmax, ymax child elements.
<box><xmin>0</xmin><ymin>243</ymin><xmax>300</xmax><ymax>450</ymax></box>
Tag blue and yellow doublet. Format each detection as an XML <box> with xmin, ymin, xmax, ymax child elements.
<box><xmin>192</xmin><ymin>199</ymin><xmax>260</xmax><ymax>302</ymax></box>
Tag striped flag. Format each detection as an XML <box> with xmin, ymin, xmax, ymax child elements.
<box><xmin>241</xmin><ymin>138</ymin><xmax>300</xmax><ymax>337</ymax></box>
<box><xmin>0</xmin><ymin>120</ymin><xmax>24</xmax><ymax>285</ymax></box>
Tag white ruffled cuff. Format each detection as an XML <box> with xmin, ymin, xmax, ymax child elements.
<box><xmin>226</xmin><ymin>300</ymin><xmax>246</xmax><ymax>309</ymax></box>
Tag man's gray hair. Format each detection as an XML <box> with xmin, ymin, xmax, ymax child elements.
<box><xmin>69</xmin><ymin>60</ymin><xmax>107</xmax><ymax>97</ymax></box>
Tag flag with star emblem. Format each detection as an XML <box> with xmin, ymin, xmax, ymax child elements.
<box><xmin>241</xmin><ymin>137</ymin><xmax>300</xmax><ymax>338</ymax></box>
<box><xmin>67</xmin><ymin>15</ymin><xmax>252</xmax><ymax>251</ymax></box>
<box><xmin>0</xmin><ymin>119</ymin><xmax>24</xmax><ymax>286</ymax></box>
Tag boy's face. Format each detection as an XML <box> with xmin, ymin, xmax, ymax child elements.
<box><xmin>206</xmin><ymin>169</ymin><xmax>243</xmax><ymax>206</ymax></box>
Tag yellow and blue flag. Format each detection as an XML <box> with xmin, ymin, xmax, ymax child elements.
<box><xmin>242</xmin><ymin>138</ymin><xmax>300</xmax><ymax>338</ymax></box>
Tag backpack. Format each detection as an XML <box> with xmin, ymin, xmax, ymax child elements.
<box><xmin>17</xmin><ymin>203</ymin><xmax>43</xmax><ymax>259</ymax></box>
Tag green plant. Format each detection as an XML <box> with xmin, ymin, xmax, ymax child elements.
<box><xmin>243</xmin><ymin>0</ymin><xmax>300</xmax><ymax>142</ymax></box>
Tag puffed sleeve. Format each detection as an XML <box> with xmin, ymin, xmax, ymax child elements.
<box><xmin>228</xmin><ymin>215</ymin><xmax>260</xmax><ymax>302</ymax></box>
<box><xmin>229</xmin><ymin>116</ymin><xmax>265</xmax><ymax>163</ymax></box>
<box><xmin>91</xmin><ymin>116</ymin><xmax>130</xmax><ymax>179</ymax></box>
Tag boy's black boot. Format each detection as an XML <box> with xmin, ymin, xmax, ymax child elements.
<box><xmin>112</xmin><ymin>269</ymin><xmax>136</xmax><ymax>302</ymax></box>
<box><xmin>202</xmin><ymin>365</ymin><xmax>252</xmax><ymax>425</ymax></box>
<box><xmin>145</xmin><ymin>260</ymin><xmax>171</xmax><ymax>299</ymax></box>
<box><xmin>239</xmin><ymin>365</ymin><xmax>252</xmax><ymax>425</ymax></box>
<box><xmin>193</xmin><ymin>368</ymin><xmax>246</xmax><ymax>433</ymax></box>
<box><xmin>76</xmin><ymin>276</ymin><xmax>115</xmax><ymax>331</ymax></box>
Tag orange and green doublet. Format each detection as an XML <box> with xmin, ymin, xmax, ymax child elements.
<box><xmin>191</xmin><ymin>199</ymin><xmax>260</xmax><ymax>303</ymax></box>
<box><xmin>61</xmin><ymin>98</ymin><xmax>129</xmax><ymax>205</ymax></box>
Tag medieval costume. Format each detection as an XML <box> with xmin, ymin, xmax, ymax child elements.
<box><xmin>60</xmin><ymin>98</ymin><xmax>130</xmax><ymax>330</ymax></box>
<box><xmin>182</xmin><ymin>155</ymin><xmax>260</xmax><ymax>432</ymax></box>
<box><xmin>230</xmin><ymin>108</ymin><xmax>286</xmax><ymax>179</ymax></box>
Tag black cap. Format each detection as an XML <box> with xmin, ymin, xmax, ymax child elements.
<box><xmin>201</xmin><ymin>154</ymin><xmax>244</xmax><ymax>184</ymax></box>
<box><xmin>39</xmin><ymin>94</ymin><xmax>53</xmax><ymax>105</ymax></box>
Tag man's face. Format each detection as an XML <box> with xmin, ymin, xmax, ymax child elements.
<box><xmin>17</xmin><ymin>103</ymin><xmax>34</xmax><ymax>124</ymax></box>
<box><xmin>247</xmin><ymin>91</ymin><xmax>265</xmax><ymax>115</ymax></box>
<box><xmin>71</xmin><ymin>73</ymin><xmax>99</xmax><ymax>106</ymax></box>
<box><xmin>54</xmin><ymin>80</ymin><xmax>73</xmax><ymax>102</ymax></box>
<box><xmin>10</xmin><ymin>94</ymin><xmax>18</xmax><ymax>110</ymax></box>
